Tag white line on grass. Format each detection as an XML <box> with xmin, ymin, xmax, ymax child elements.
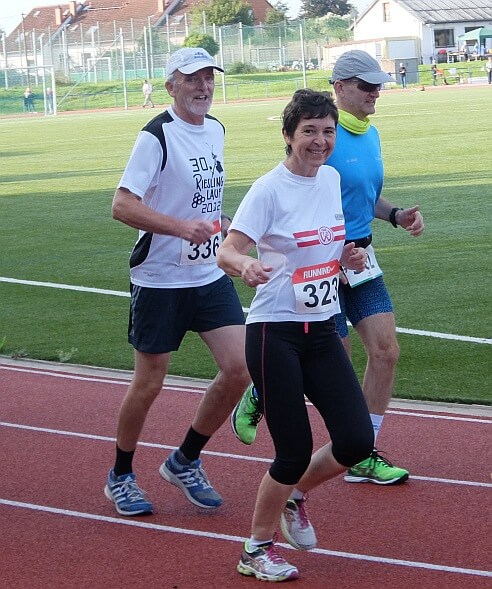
<box><xmin>1</xmin><ymin>421</ymin><xmax>490</xmax><ymax>488</ymax></box>
<box><xmin>1</xmin><ymin>276</ymin><xmax>490</xmax><ymax>344</ymax></box>
<box><xmin>0</xmin><ymin>498</ymin><xmax>490</xmax><ymax>578</ymax></box>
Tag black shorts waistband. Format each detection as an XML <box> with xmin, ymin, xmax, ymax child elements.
<box><xmin>345</xmin><ymin>234</ymin><xmax>372</xmax><ymax>249</ymax></box>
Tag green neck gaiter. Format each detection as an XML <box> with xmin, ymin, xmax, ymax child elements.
<box><xmin>338</xmin><ymin>110</ymin><xmax>371</xmax><ymax>135</ymax></box>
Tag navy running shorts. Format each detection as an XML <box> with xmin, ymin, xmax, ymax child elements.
<box><xmin>128</xmin><ymin>274</ymin><xmax>245</xmax><ymax>354</ymax></box>
<box><xmin>334</xmin><ymin>275</ymin><xmax>393</xmax><ymax>338</ymax></box>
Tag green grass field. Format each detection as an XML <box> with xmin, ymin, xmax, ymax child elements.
<box><xmin>1</xmin><ymin>85</ymin><xmax>490</xmax><ymax>404</ymax></box>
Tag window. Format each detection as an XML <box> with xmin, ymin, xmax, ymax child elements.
<box><xmin>383</xmin><ymin>3</ymin><xmax>390</xmax><ymax>22</ymax></box>
<box><xmin>434</xmin><ymin>29</ymin><xmax>455</xmax><ymax>48</ymax></box>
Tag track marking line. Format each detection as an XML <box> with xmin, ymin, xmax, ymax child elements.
<box><xmin>1</xmin><ymin>422</ymin><xmax>490</xmax><ymax>488</ymax></box>
<box><xmin>0</xmin><ymin>498</ymin><xmax>490</xmax><ymax>578</ymax></box>
<box><xmin>1</xmin><ymin>365</ymin><xmax>490</xmax><ymax>422</ymax></box>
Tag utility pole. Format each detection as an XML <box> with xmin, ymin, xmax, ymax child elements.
<box><xmin>21</xmin><ymin>13</ymin><xmax>30</xmax><ymax>84</ymax></box>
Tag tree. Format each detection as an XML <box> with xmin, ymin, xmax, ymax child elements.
<box><xmin>265</xmin><ymin>2</ymin><xmax>289</xmax><ymax>24</ymax></box>
<box><xmin>304</xmin><ymin>14</ymin><xmax>351</xmax><ymax>43</ymax></box>
<box><xmin>183</xmin><ymin>33</ymin><xmax>219</xmax><ymax>56</ymax></box>
<box><xmin>300</xmin><ymin>0</ymin><xmax>352</xmax><ymax>18</ymax></box>
<box><xmin>193</xmin><ymin>0</ymin><xmax>255</xmax><ymax>26</ymax></box>
<box><xmin>326</xmin><ymin>15</ymin><xmax>352</xmax><ymax>42</ymax></box>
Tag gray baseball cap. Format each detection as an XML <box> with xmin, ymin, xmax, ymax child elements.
<box><xmin>332</xmin><ymin>50</ymin><xmax>395</xmax><ymax>83</ymax></box>
<box><xmin>166</xmin><ymin>47</ymin><xmax>224</xmax><ymax>80</ymax></box>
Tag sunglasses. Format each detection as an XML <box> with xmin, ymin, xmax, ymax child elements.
<box><xmin>345</xmin><ymin>78</ymin><xmax>382</xmax><ymax>93</ymax></box>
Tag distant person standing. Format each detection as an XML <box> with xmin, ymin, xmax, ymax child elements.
<box><xmin>431</xmin><ymin>63</ymin><xmax>438</xmax><ymax>85</ymax></box>
<box><xmin>142</xmin><ymin>79</ymin><xmax>154</xmax><ymax>108</ymax></box>
<box><xmin>23</xmin><ymin>87</ymin><xmax>36</xmax><ymax>113</ymax></box>
<box><xmin>486</xmin><ymin>56</ymin><xmax>492</xmax><ymax>84</ymax></box>
<box><xmin>399</xmin><ymin>63</ymin><xmax>407</xmax><ymax>89</ymax></box>
<box><xmin>45</xmin><ymin>87</ymin><xmax>54</xmax><ymax>114</ymax></box>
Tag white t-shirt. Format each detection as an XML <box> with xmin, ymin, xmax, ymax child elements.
<box><xmin>118</xmin><ymin>106</ymin><xmax>226</xmax><ymax>288</ymax></box>
<box><xmin>230</xmin><ymin>162</ymin><xmax>345</xmax><ymax>323</ymax></box>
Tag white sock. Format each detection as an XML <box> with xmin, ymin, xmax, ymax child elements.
<box><xmin>290</xmin><ymin>488</ymin><xmax>304</xmax><ymax>501</ymax></box>
<box><xmin>248</xmin><ymin>536</ymin><xmax>273</xmax><ymax>550</ymax></box>
<box><xmin>370</xmin><ymin>413</ymin><xmax>384</xmax><ymax>444</ymax></box>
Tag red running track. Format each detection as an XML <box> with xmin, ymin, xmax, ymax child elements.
<box><xmin>0</xmin><ymin>359</ymin><xmax>491</xmax><ymax>589</ymax></box>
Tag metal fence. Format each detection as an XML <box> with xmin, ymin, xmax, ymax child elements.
<box><xmin>1</xmin><ymin>18</ymin><xmax>332</xmax><ymax>87</ymax></box>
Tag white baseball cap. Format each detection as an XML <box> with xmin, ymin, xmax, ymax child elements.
<box><xmin>166</xmin><ymin>47</ymin><xmax>224</xmax><ymax>80</ymax></box>
<box><xmin>332</xmin><ymin>50</ymin><xmax>395</xmax><ymax>83</ymax></box>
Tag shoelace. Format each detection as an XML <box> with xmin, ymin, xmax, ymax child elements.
<box><xmin>294</xmin><ymin>499</ymin><xmax>310</xmax><ymax>530</ymax></box>
<box><xmin>115</xmin><ymin>478</ymin><xmax>146</xmax><ymax>503</ymax></box>
<box><xmin>264</xmin><ymin>544</ymin><xmax>288</xmax><ymax>564</ymax></box>
<box><xmin>370</xmin><ymin>449</ymin><xmax>395</xmax><ymax>468</ymax></box>
<box><xmin>249</xmin><ymin>396</ymin><xmax>263</xmax><ymax>426</ymax></box>
<box><xmin>178</xmin><ymin>465</ymin><xmax>212</xmax><ymax>490</ymax></box>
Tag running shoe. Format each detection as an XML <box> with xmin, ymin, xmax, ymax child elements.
<box><xmin>280</xmin><ymin>497</ymin><xmax>317</xmax><ymax>550</ymax></box>
<box><xmin>230</xmin><ymin>383</ymin><xmax>264</xmax><ymax>445</ymax></box>
<box><xmin>237</xmin><ymin>540</ymin><xmax>299</xmax><ymax>582</ymax></box>
<box><xmin>104</xmin><ymin>469</ymin><xmax>154</xmax><ymax>516</ymax></box>
<box><xmin>159</xmin><ymin>449</ymin><xmax>223</xmax><ymax>509</ymax></box>
<box><xmin>344</xmin><ymin>449</ymin><xmax>409</xmax><ymax>485</ymax></box>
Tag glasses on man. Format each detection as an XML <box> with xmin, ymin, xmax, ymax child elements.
<box><xmin>344</xmin><ymin>78</ymin><xmax>382</xmax><ymax>93</ymax></box>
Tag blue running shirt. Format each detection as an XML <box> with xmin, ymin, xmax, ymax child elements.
<box><xmin>325</xmin><ymin>125</ymin><xmax>383</xmax><ymax>240</ymax></box>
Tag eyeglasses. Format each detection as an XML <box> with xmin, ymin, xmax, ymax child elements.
<box><xmin>344</xmin><ymin>78</ymin><xmax>382</xmax><ymax>93</ymax></box>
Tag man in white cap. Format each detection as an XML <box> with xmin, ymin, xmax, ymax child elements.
<box><xmin>232</xmin><ymin>50</ymin><xmax>424</xmax><ymax>491</ymax></box>
<box><xmin>104</xmin><ymin>47</ymin><xmax>250</xmax><ymax>516</ymax></box>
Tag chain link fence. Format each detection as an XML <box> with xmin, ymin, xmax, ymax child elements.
<box><xmin>1</xmin><ymin>18</ymin><xmax>331</xmax><ymax>85</ymax></box>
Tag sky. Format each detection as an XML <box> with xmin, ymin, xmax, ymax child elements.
<box><xmin>0</xmin><ymin>1</ymin><xmax>48</xmax><ymax>35</ymax></box>
<box><xmin>0</xmin><ymin>0</ymin><xmax>371</xmax><ymax>35</ymax></box>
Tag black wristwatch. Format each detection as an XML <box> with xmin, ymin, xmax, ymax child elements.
<box><xmin>389</xmin><ymin>207</ymin><xmax>403</xmax><ymax>228</ymax></box>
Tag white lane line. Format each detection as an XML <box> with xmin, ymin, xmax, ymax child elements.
<box><xmin>1</xmin><ymin>365</ymin><xmax>490</xmax><ymax>422</ymax></box>
<box><xmin>0</xmin><ymin>499</ymin><xmax>490</xmax><ymax>578</ymax></box>
<box><xmin>385</xmin><ymin>410</ymin><xmax>491</xmax><ymax>424</ymax></box>
<box><xmin>0</xmin><ymin>365</ymin><xmax>204</xmax><ymax>394</ymax></box>
<box><xmin>1</xmin><ymin>422</ymin><xmax>491</xmax><ymax>489</ymax></box>
<box><xmin>1</xmin><ymin>276</ymin><xmax>490</xmax><ymax>344</ymax></box>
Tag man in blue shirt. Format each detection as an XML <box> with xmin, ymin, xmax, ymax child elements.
<box><xmin>323</xmin><ymin>50</ymin><xmax>424</xmax><ymax>484</ymax></box>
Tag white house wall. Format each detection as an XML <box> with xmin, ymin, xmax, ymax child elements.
<box><xmin>354</xmin><ymin>0</ymin><xmax>492</xmax><ymax>63</ymax></box>
<box><xmin>420</xmin><ymin>25</ymin><xmax>435</xmax><ymax>63</ymax></box>
<box><xmin>355</xmin><ymin>0</ymin><xmax>422</xmax><ymax>42</ymax></box>
<box><xmin>386</xmin><ymin>39</ymin><xmax>418</xmax><ymax>59</ymax></box>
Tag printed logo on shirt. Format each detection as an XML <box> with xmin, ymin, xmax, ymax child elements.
<box><xmin>293</xmin><ymin>225</ymin><xmax>345</xmax><ymax>248</ymax></box>
<box><xmin>189</xmin><ymin>145</ymin><xmax>224</xmax><ymax>214</ymax></box>
<box><xmin>292</xmin><ymin>261</ymin><xmax>339</xmax><ymax>284</ymax></box>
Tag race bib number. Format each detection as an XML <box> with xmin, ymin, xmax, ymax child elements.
<box><xmin>343</xmin><ymin>244</ymin><xmax>382</xmax><ymax>287</ymax></box>
<box><xmin>292</xmin><ymin>260</ymin><xmax>340</xmax><ymax>314</ymax></box>
<box><xmin>180</xmin><ymin>219</ymin><xmax>221</xmax><ymax>265</ymax></box>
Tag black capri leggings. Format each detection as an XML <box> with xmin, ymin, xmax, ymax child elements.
<box><xmin>245</xmin><ymin>320</ymin><xmax>374</xmax><ymax>486</ymax></box>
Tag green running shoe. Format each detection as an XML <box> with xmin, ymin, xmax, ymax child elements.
<box><xmin>230</xmin><ymin>383</ymin><xmax>263</xmax><ymax>445</ymax></box>
<box><xmin>344</xmin><ymin>449</ymin><xmax>409</xmax><ymax>485</ymax></box>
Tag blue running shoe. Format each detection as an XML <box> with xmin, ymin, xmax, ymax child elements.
<box><xmin>159</xmin><ymin>450</ymin><xmax>223</xmax><ymax>509</ymax></box>
<box><xmin>104</xmin><ymin>469</ymin><xmax>153</xmax><ymax>516</ymax></box>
